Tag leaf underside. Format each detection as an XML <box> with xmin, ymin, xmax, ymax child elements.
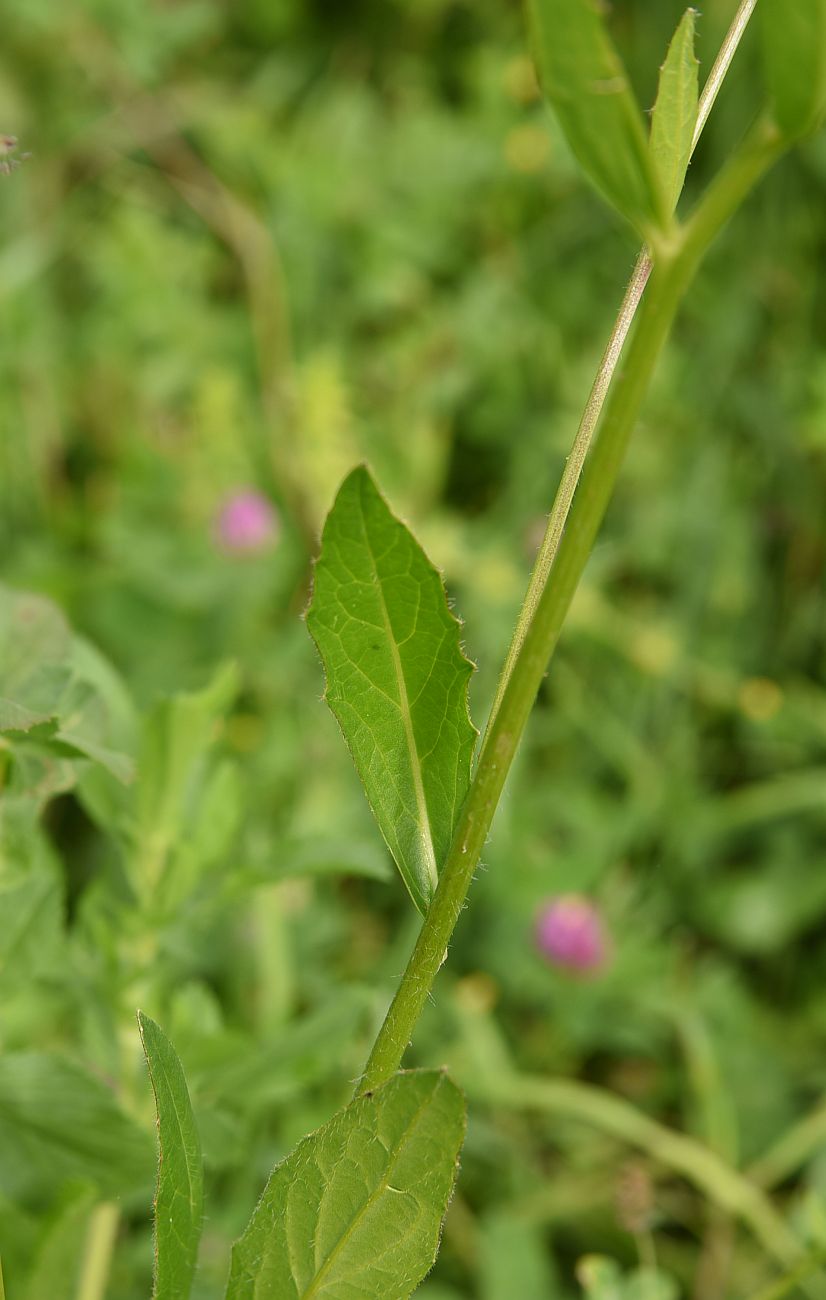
<box><xmin>649</xmin><ymin>9</ymin><xmax>699</xmax><ymax>212</ymax></box>
<box><xmin>226</xmin><ymin>1069</ymin><xmax>466</xmax><ymax>1300</ymax></box>
<box><xmin>306</xmin><ymin>467</ymin><xmax>477</xmax><ymax>915</ymax></box>
<box><xmin>528</xmin><ymin>0</ymin><xmax>664</xmax><ymax>233</ymax></box>
<box><xmin>139</xmin><ymin>1012</ymin><xmax>204</xmax><ymax>1300</ymax></box>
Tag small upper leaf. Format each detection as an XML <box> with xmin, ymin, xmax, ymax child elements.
<box><xmin>306</xmin><ymin>467</ymin><xmax>477</xmax><ymax>915</ymax></box>
<box><xmin>649</xmin><ymin>9</ymin><xmax>699</xmax><ymax>212</ymax></box>
<box><xmin>139</xmin><ymin>1012</ymin><xmax>205</xmax><ymax>1300</ymax></box>
<box><xmin>528</xmin><ymin>0</ymin><xmax>665</xmax><ymax>234</ymax></box>
<box><xmin>762</xmin><ymin>0</ymin><xmax>826</xmax><ymax>139</ymax></box>
<box><xmin>225</xmin><ymin>1069</ymin><xmax>466</xmax><ymax>1300</ymax></box>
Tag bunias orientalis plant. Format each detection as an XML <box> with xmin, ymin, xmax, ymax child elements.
<box><xmin>134</xmin><ymin>2</ymin><xmax>826</xmax><ymax>1297</ymax></box>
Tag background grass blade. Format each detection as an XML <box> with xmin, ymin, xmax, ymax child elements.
<box><xmin>226</xmin><ymin>1069</ymin><xmax>466</xmax><ymax>1300</ymax></box>
<box><xmin>762</xmin><ymin>0</ymin><xmax>826</xmax><ymax>138</ymax></box>
<box><xmin>138</xmin><ymin>1012</ymin><xmax>204</xmax><ymax>1300</ymax></box>
<box><xmin>307</xmin><ymin>466</ymin><xmax>477</xmax><ymax>915</ymax></box>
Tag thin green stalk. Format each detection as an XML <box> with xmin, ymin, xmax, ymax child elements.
<box><xmin>76</xmin><ymin>1202</ymin><xmax>119</xmax><ymax>1300</ymax></box>
<box><xmin>747</xmin><ymin>1251</ymin><xmax>826</xmax><ymax>1300</ymax></box>
<box><xmin>464</xmin><ymin>1071</ymin><xmax>803</xmax><ymax>1274</ymax></box>
<box><xmin>358</xmin><ymin>120</ymin><xmax>785</xmax><ymax>1096</ymax></box>
<box><xmin>749</xmin><ymin>1100</ymin><xmax>826</xmax><ymax>1190</ymax></box>
<box><xmin>485</xmin><ymin>0</ymin><xmax>759</xmax><ymax>736</ymax></box>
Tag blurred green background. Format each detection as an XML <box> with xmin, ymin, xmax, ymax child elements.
<box><xmin>1</xmin><ymin>0</ymin><xmax>825</xmax><ymax>1296</ymax></box>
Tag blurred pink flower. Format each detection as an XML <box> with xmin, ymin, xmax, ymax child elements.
<box><xmin>535</xmin><ymin>895</ymin><xmax>607</xmax><ymax>973</ymax></box>
<box><xmin>216</xmin><ymin>489</ymin><xmax>279</xmax><ymax>553</ymax></box>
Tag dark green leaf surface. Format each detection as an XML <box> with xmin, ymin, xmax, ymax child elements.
<box><xmin>306</xmin><ymin>468</ymin><xmax>476</xmax><ymax>914</ymax></box>
<box><xmin>528</xmin><ymin>0</ymin><xmax>664</xmax><ymax>233</ymax></box>
<box><xmin>649</xmin><ymin>9</ymin><xmax>699</xmax><ymax>211</ymax></box>
<box><xmin>762</xmin><ymin>0</ymin><xmax>826</xmax><ymax>138</ymax></box>
<box><xmin>139</xmin><ymin>1012</ymin><xmax>204</xmax><ymax>1300</ymax></box>
<box><xmin>226</xmin><ymin>1069</ymin><xmax>466</xmax><ymax>1300</ymax></box>
<box><xmin>0</xmin><ymin>1053</ymin><xmax>152</xmax><ymax>1200</ymax></box>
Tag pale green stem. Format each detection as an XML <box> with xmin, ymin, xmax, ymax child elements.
<box><xmin>484</xmin><ymin>0</ymin><xmax>760</xmax><ymax>736</ymax></box>
<box><xmin>749</xmin><ymin>1101</ymin><xmax>826</xmax><ymax>1190</ymax></box>
<box><xmin>464</xmin><ymin>1070</ymin><xmax>803</xmax><ymax>1275</ymax></box>
<box><xmin>747</xmin><ymin>1250</ymin><xmax>826</xmax><ymax>1300</ymax></box>
<box><xmin>76</xmin><ymin>1203</ymin><xmax>119</xmax><ymax>1300</ymax></box>
<box><xmin>357</xmin><ymin>118</ymin><xmax>785</xmax><ymax>1096</ymax></box>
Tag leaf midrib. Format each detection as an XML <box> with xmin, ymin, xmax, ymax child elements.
<box><xmin>359</xmin><ymin>491</ymin><xmax>438</xmax><ymax>896</ymax></box>
<box><xmin>299</xmin><ymin>1078</ymin><xmax>441</xmax><ymax>1298</ymax></box>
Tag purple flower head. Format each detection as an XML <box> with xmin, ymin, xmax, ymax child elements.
<box><xmin>216</xmin><ymin>489</ymin><xmax>279</xmax><ymax>554</ymax></box>
<box><xmin>535</xmin><ymin>894</ymin><xmax>608</xmax><ymax>974</ymax></box>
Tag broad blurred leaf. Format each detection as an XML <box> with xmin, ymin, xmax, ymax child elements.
<box><xmin>479</xmin><ymin>1211</ymin><xmax>558</xmax><ymax>1300</ymax></box>
<box><xmin>307</xmin><ymin>467</ymin><xmax>476</xmax><ymax>914</ymax></box>
<box><xmin>139</xmin><ymin>1012</ymin><xmax>204</xmax><ymax>1300</ymax></box>
<box><xmin>0</xmin><ymin>1053</ymin><xmax>152</xmax><ymax>1200</ymax></box>
<box><xmin>0</xmin><ymin>802</ymin><xmax>64</xmax><ymax>995</ymax></box>
<box><xmin>131</xmin><ymin>662</ymin><xmax>238</xmax><ymax>903</ymax></box>
<box><xmin>528</xmin><ymin>0</ymin><xmax>664</xmax><ymax>233</ymax></box>
<box><xmin>24</xmin><ymin>1184</ymin><xmax>97</xmax><ymax>1300</ymax></box>
<box><xmin>0</xmin><ymin>586</ymin><xmax>135</xmax><ymax>800</ymax></box>
<box><xmin>649</xmin><ymin>9</ymin><xmax>699</xmax><ymax>211</ymax></box>
<box><xmin>762</xmin><ymin>0</ymin><xmax>826</xmax><ymax>138</ymax></box>
<box><xmin>226</xmin><ymin>1069</ymin><xmax>466</xmax><ymax>1299</ymax></box>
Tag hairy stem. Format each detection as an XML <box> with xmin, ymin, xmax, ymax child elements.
<box><xmin>357</xmin><ymin>118</ymin><xmax>784</xmax><ymax>1095</ymax></box>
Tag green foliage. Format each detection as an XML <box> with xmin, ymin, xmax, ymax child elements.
<box><xmin>23</xmin><ymin>1185</ymin><xmax>97</xmax><ymax>1300</ymax></box>
<box><xmin>0</xmin><ymin>1053</ymin><xmax>152</xmax><ymax>1200</ymax></box>
<box><xmin>649</xmin><ymin>9</ymin><xmax>699</xmax><ymax>212</ymax></box>
<box><xmin>527</xmin><ymin>0</ymin><xmax>665</xmax><ymax>234</ymax></box>
<box><xmin>762</xmin><ymin>0</ymin><xmax>826</xmax><ymax>138</ymax></box>
<box><xmin>139</xmin><ymin>1012</ymin><xmax>205</xmax><ymax>1300</ymax></box>
<box><xmin>307</xmin><ymin>468</ymin><xmax>476</xmax><ymax>915</ymax></box>
<box><xmin>227</xmin><ymin>1069</ymin><xmax>466</xmax><ymax>1299</ymax></box>
<box><xmin>577</xmin><ymin>1257</ymin><xmax>678</xmax><ymax>1300</ymax></box>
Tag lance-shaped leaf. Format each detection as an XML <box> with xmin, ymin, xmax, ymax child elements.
<box><xmin>762</xmin><ymin>0</ymin><xmax>826</xmax><ymax>139</ymax></box>
<box><xmin>650</xmin><ymin>9</ymin><xmax>699</xmax><ymax>212</ymax></box>
<box><xmin>226</xmin><ymin>1069</ymin><xmax>466</xmax><ymax>1300</ymax></box>
<box><xmin>139</xmin><ymin>1012</ymin><xmax>204</xmax><ymax>1300</ymax></box>
<box><xmin>528</xmin><ymin>0</ymin><xmax>665</xmax><ymax>234</ymax></box>
<box><xmin>306</xmin><ymin>468</ymin><xmax>476</xmax><ymax>915</ymax></box>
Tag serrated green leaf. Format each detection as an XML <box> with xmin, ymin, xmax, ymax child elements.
<box><xmin>306</xmin><ymin>467</ymin><xmax>476</xmax><ymax>915</ymax></box>
<box><xmin>762</xmin><ymin>0</ymin><xmax>826</xmax><ymax>138</ymax></box>
<box><xmin>528</xmin><ymin>0</ymin><xmax>664</xmax><ymax>234</ymax></box>
<box><xmin>226</xmin><ymin>1069</ymin><xmax>466</xmax><ymax>1300</ymax></box>
<box><xmin>0</xmin><ymin>1052</ymin><xmax>153</xmax><ymax>1201</ymax></box>
<box><xmin>0</xmin><ymin>804</ymin><xmax>63</xmax><ymax>992</ymax></box>
<box><xmin>138</xmin><ymin>1012</ymin><xmax>204</xmax><ymax>1300</ymax></box>
<box><xmin>649</xmin><ymin>9</ymin><xmax>699</xmax><ymax>211</ymax></box>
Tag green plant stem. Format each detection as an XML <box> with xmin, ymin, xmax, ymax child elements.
<box><xmin>76</xmin><ymin>1202</ymin><xmax>119</xmax><ymax>1300</ymax></box>
<box><xmin>358</xmin><ymin>117</ymin><xmax>785</xmax><ymax>1096</ymax></box>
<box><xmin>747</xmin><ymin>1251</ymin><xmax>826</xmax><ymax>1300</ymax></box>
<box><xmin>485</xmin><ymin>0</ymin><xmax>759</xmax><ymax>736</ymax></box>
<box><xmin>749</xmin><ymin>1100</ymin><xmax>826</xmax><ymax>1190</ymax></box>
<box><xmin>463</xmin><ymin>1071</ymin><xmax>803</xmax><ymax>1273</ymax></box>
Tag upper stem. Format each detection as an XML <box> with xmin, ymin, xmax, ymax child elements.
<box><xmin>357</xmin><ymin>117</ymin><xmax>784</xmax><ymax>1096</ymax></box>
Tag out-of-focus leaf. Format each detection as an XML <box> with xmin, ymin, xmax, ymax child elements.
<box><xmin>762</xmin><ymin>0</ymin><xmax>826</xmax><ymax>138</ymax></box>
<box><xmin>0</xmin><ymin>586</ymin><xmax>135</xmax><ymax>798</ymax></box>
<box><xmin>528</xmin><ymin>0</ymin><xmax>664</xmax><ymax>233</ymax></box>
<box><xmin>0</xmin><ymin>803</ymin><xmax>63</xmax><ymax>991</ymax></box>
<box><xmin>307</xmin><ymin>467</ymin><xmax>477</xmax><ymax>914</ymax></box>
<box><xmin>139</xmin><ymin>1013</ymin><xmax>204</xmax><ymax>1300</ymax></box>
<box><xmin>24</xmin><ymin>1184</ymin><xmax>97</xmax><ymax>1300</ymax></box>
<box><xmin>0</xmin><ymin>1053</ymin><xmax>153</xmax><ymax>1200</ymax></box>
<box><xmin>649</xmin><ymin>9</ymin><xmax>699</xmax><ymax>211</ymax></box>
<box><xmin>226</xmin><ymin>1069</ymin><xmax>466</xmax><ymax>1300</ymax></box>
<box><xmin>479</xmin><ymin>1210</ymin><xmax>559</xmax><ymax>1300</ymax></box>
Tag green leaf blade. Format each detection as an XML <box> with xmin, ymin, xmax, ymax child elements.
<box><xmin>306</xmin><ymin>468</ymin><xmax>477</xmax><ymax>915</ymax></box>
<box><xmin>138</xmin><ymin>1012</ymin><xmax>204</xmax><ymax>1300</ymax></box>
<box><xmin>649</xmin><ymin>9</ymin><xmax>699</xmax><ymax>212</ymax></box>
<box><xmin>762</xmin><ymin>0</ymin><xmax>826</xmax><ymax>139</ymax></box>
<box><xmin>528</xmin><ymin>0</ymin><xmax>665</xmax><ymax>233</ymax></box>
<box><xmin>226</xmin><ymin>1069</ymin><xmax>466</xmax><ymax>1300</ymax></box>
